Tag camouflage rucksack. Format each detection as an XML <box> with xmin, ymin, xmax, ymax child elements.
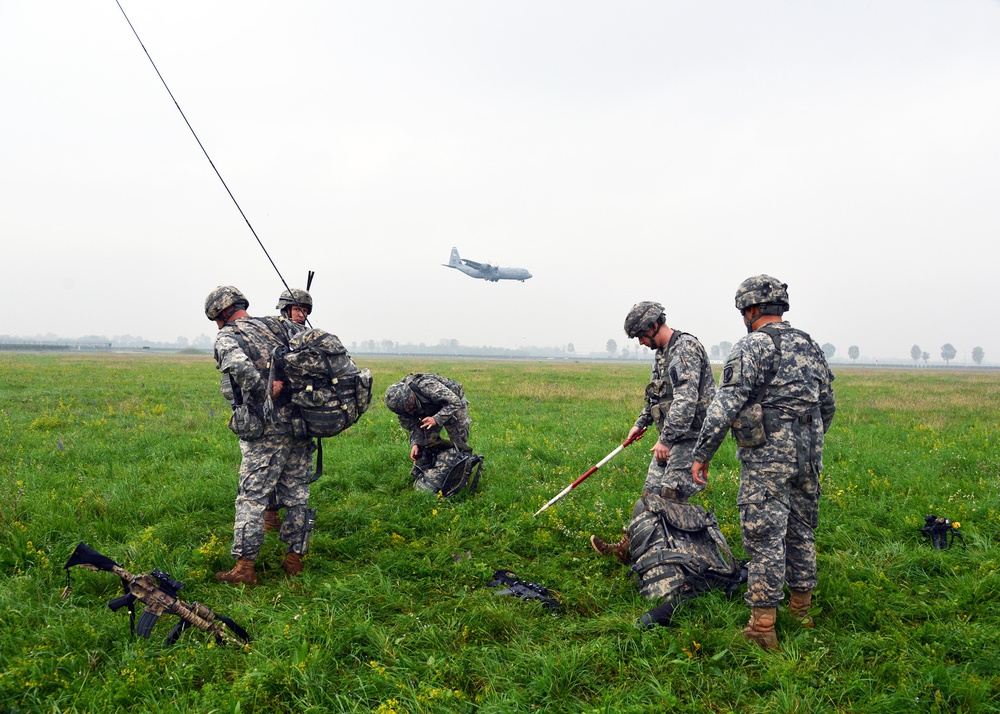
<box><xmin>272</xmin><ymin>329</ymin><xmax>373</xmax><ymax>438</ymax></box>
<box><xmin>628</xmin><ymin>494</ymin><xmax>746</xmax><ymax>627</ymax></box>
<box><xmin>404</xmin><ymin>373</ymin><xmax>464</xmax><ymax>401</ymax></box>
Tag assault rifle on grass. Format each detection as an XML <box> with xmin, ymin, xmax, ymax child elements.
<box><xmin>63</xmin><ymin>542</ymin><xmax>250</xmax><ymax>647</ymax></box>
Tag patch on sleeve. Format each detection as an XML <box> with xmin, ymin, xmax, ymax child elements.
<box><xmin>667</xmin><ymin>356</ymin><xmax>688</xmax><ymax>387</ymax></box>
<box><xmin>721</xmin><ymin>355</ymin><xmax>741</xmax><ymax>388</ymax></box>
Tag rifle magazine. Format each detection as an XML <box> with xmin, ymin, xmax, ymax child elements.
<box><xmin>135</xmin><ymin>610</ymin><xmax>160</xmax><ymax>639</ymax></box>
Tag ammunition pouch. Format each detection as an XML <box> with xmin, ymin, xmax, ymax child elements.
<box><xmin>731</xmin><ymin>324</ymin><xmax>783</xmax><ymax>449</ymax></box>
<box><xmin>229</xmin><ymin>401</ymin><xmax>265</xmax><ymax>440</ymax></box>
<box><xmin>290</xmin><ymin>414</ymin><xmax>309</xmax><ymax>440</ymax></box>
<box><xmin>732</xmin><ymin>403</ymin><xmax>765</xmax><ymax>448</ymax></box>
<box><xmin>646</xmin><ymin>379</ymin><xmax>672</xmax><ymax>427</ymax></box>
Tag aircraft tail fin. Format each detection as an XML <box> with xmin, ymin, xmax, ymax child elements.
<box><xmin>448</xmin><ymin>247</ymin><xmax>461</xmax><ymax>267</ymax></box>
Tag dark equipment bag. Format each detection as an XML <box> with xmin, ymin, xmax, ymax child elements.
<box><xmin>920</xmin><ymin>514</ymin><xmax>966</xmax><ymax>550</ymax></box>
<box><xmin>273</xmin><ymin>329</ymin><xmax>373</xmax><ymax>438</ymax></box>
<box><xmin>411</xmin><ymin>442</ymin><xmax>483</xmax><ymax>498</ymax></box>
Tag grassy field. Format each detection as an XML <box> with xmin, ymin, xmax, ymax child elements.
<box><xmin>1</xmin><ymin>353</ymin><xmax>998</xmax><ymax>713</ymax></box>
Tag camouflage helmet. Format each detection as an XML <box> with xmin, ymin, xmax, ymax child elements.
<box><xmin>734</xmin><ymin>275</ymin><xmax>789</xmax><ymax>314</ymax></box>
<box><xmin>384</xmin><ymin>382</ymin><xmax>416</xmax><ymax>414</ymax></box>
<box><xmin>624</xmin><ymin>301</ymin><xmax>665</xmax><ymax>338</ymax></box>
<box><xmin>204</xmin><ymin>285</ymin><xmax>249</xmax><ymax>321</ymax></box>
<box><xmin>276</xmin><ymin>288</ymin><xmax>313</xmax><ymax>314</ymax></box>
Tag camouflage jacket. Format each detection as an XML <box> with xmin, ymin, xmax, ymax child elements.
<box><xmin>634</xmin><ymin>331</ymin><xmax>716</xmax><ymax>446</ymax></box>
<box><xmin>396</xmin><ymin>374</ymin><xmax>468</xmax><ymax>446</ymax></box>
<box><xmin>692</xmin><ymin>321</ymin><xmax>835</xmax><ymax>469</ymax></box>
<box><xmin>214</xmin><ymin>316</ymin><xmax>304</xmax><ymax>434</ymax></box>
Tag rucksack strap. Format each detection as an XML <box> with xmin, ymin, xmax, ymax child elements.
<box><xmin>632</xmin><ymin>546</ymin><xmax>695</xmax><ymax>577</ymax></box>
<box><xmin>225</xmin><ymin>323</ymin><xmax>265</xmax><ymax>408</ymax></box>
<box><xmin>313</xmin><ymin>438</ymin><xmax>323</xmax><ymax>481</ymax></box>
<box><xmin>747</xmin><ymin>324</ymin><xmax>782</xmax><ymax>407</ymax></box>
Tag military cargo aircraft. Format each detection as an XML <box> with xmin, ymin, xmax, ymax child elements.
<box><xmin>443</xmin><ymin>247</ymin><xmax>532</xmax><ymax>282</ymax></box>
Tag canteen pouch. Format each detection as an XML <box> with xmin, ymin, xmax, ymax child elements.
<box><xmin>290</xmin><ymin>413</ymin><xmax>309</xmax><ymax>440</ymax></box>
<box><xmin>229</xmin><ymin>403</ymin><xmax>265</xmax><ymax>440</ymax></box>
<box><xmin>731</xmin><ymin>403</ymin><xmax>766</xmax><ymax>448</ymax></box>
<box><xmin>645</xmin><ymin>379</ymin><xmax>672</xmax><ymax>425</ymax></box>
<box><xmin>354</xmin><ymin>368</ymin><xmax>373</xmax><ymax>415</ymax></box>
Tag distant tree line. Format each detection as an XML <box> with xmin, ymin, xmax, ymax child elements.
<box><xmin>1</xmin><ymin>330</ymin><xmax>990</xmax><ymax>365</ymax></box>
<box><xmin>350</xmin><ymin>338</ymin><xmax>640</xmax><ymax>360</ymax></box>
<box><xmin>701</xmin><ymin>340</ymin><xmax>988</xmax><ymax>366</ymax></box>
<box><xmin>0</xmin><ymin>333</ymin><xmax>214</xmax><ymax>350</ymax></box>
<box><xmin>908</xmin><ymin>343</ymin><xmax>984</xmax><ymax>366</ymax></box>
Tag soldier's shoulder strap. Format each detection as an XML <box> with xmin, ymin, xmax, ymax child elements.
<box><xmin>748</xmin><ymin>325</ymin><xmax>782</xmax><ymax>405</ymax></box>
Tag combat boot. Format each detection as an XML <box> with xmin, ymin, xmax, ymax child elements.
<box><xmin>215</xmin><ymin>558</ymin><xmax>257</xmax><ymax>585</ymax></box>
<box><xmin>788</xmin><ymin>590</ymin><xmax>814</xmax><ymax>627</ymax></box>
<box><xmin>743</xmin><ymin>607</ymin><xmax>779</xmax><ymax>650</ymax></box>
<box><xmin>263</xmin><ymin>509</ymin><xmax>283</xmax><ymax>533</ymax></box>
<box><xmin>282</xmin><ymin>551</ymin><xmax>303</xmax><ymax>576</ymax></box>
<box><xmin>590</xmin><ymin>527</ymin><xmax>630</xmax><ymax>565</ymax></box>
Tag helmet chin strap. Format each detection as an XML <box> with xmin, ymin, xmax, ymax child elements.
<box><xmin>743</xmin><ymin>305</ymin><xmax>784</xmax><ymax>333</ymax></box>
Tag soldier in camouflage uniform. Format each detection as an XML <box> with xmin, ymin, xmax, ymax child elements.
<box><xmin>384</xmin><ymin>374</ymin><xmax>472</xmax><ymax>492</ymax></box>
<box><xmin>205</xmin><ymin>286</ymin><xmax>317</xmax><ymax>585</ymax></box>
<box><xmin>262</xmin><ymin>287</ymin><xmax>315</xmax><ymax>533</ymax></box>
<box><xmin>591</xmin><ymin>301</ymin><xmax>716</xmax><ymax>562</ymax></box>
<box><xmin>276</xmin><ymin>287</ymin><xmax>312</xmax><ymax>326</ymax></box>
<box><xmin>691</xmin><ymin>275</ymin><xmax>835</xmax><ymax>649</ymax></box>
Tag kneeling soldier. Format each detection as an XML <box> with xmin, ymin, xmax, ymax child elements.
<box><xmin>384</xmin><ymin>374</ymin><xmax>473</xmax><ymax>493</ymax></box>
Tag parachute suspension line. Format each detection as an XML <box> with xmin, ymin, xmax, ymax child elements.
<box><xmin>113</xmin><ymin>0</ymin><xmax>295</xmax><ymax>298</ymax></box>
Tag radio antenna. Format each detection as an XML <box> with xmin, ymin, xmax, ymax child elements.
<box><xmin>114</xmin><ymin>0</ymin><xmax>297</xmax><ymax>301</ymax></box>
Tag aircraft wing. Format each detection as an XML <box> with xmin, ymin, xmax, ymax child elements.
<box><xmin>460</xmin><ymin>258</ymin><xmax>490</xmax><ymax>270</ymax></box>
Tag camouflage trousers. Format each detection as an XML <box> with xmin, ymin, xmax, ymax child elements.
<box><xmin>737</xmin><ymin>462</ymin><xmax>820</xmax><ymax>608</ymax></box>
<box><xmin>415</xmin><ymin>413</ymin><xmax>471</xmax><ymax>453</ymax></box>
<box><xmin>642</xmin><ymin>439</ymin><xmax>704</xmax><ymax>501</ymax></box>
<box><xmin>231</xmin><ymin>434</ymin><xmax>315</xmax><ymax>559</ymax></box>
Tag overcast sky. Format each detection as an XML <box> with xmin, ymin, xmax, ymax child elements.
<box><xmin>2</xmin><ymin>1</ymin><xmax>999</xmax><ymax>362</ymax></box>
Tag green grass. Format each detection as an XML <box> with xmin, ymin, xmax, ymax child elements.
<box><xmin>1</xmin><ymin>354</ymin><xmax>998</xmax><ymax>713</ymax></box>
